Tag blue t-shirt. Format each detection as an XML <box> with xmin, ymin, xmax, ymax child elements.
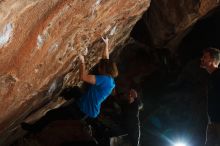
<box><xmin>78</xmin><ymin>75</ymin><xmax>115</xmax><ymax>118</ymax></box>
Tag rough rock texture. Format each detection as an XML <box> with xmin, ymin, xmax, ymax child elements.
<box><xmin>0</xmin><ymin>0</ymin><xmax>150</xmax><ymax>145</ymax></box>
<box><xmin>144</xmin><ymin>0</ymin><xmax>220</xmax><ymax>49</ymax></box>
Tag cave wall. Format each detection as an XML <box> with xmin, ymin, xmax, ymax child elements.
<box><xmin>143</xmin><ymin>0</ymin><xmax>220</xmax><ymax>49</ymax></box>
<box><xmin>177</xmin><ymin>6</ymin><xmax>220</xmax><ymax>64</ymax></box>
<box><xmin>0</xmin><ymin>0</ymin><xmax>150</xmax><ymax>145</ymax></box>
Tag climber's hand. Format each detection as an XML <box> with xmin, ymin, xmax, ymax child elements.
<box><xmin>79</xmin><ymin>54</ymin><xmax>85</xmax><ymax>64</ymax></box>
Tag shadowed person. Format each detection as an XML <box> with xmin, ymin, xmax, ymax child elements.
<box><xmin>200</xmin><ymin>47</ymin><xmax>220</xmax><ymax>146</ymax></box>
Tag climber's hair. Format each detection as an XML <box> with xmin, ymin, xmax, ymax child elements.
<box><xmin>98</xmin><ymin>59</ymin><xmax>118</xmax><ymax>78</ymax></box>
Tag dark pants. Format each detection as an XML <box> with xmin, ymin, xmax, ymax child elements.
<box><xmin>108</xmin><ymin>120</ymin><xmax>140</xmax><ymax>146</ymax></box>
<box><xmin>24</xmin><ymin>102</ymin><xmax>87</xmax><ymax>132</ymax></box>
<box><xmin>22</xmin><ymin>86</ymin><xmax>88</xmax><ymax>132</ymax></box>
<box><xmin>125</xmin><ymin>122</ymin><xmax>140</xmax><ymax>146</ymax></box>
<box><xmin>205</xmin><ymin>123</ymin><xmax>220</xmax><ymax>146</ymax></box>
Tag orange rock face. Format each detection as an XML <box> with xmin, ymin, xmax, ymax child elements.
<box><xmin>0</xmin><ymin>0</ymin><xmax>150</xmax><ymax>144</ymax></box>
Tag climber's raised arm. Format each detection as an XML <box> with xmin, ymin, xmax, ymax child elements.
<box><xmin>101</xmin><ymin>37</ymin><xmax>109</xmax><ymax>59</ymax></box>
<box><xmin>79</xmin><ymin>54</ymin><xmax>96</xmax><ymax>85</ymax></box>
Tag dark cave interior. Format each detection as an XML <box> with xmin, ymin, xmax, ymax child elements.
<box><xmin>117</xmin><ymin>6</ymin><xmax>220</xmax><ymax>146</ymax></box>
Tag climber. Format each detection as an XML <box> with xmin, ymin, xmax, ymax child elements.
<box><xmin>21</xmin><ymin>36</ymin><xmax>118</xmax><ymax>133</ymax></box>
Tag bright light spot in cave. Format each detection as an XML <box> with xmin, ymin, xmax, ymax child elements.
<box><xmin>174</xmin><ymin>142</ymin><xmax>187</xmax><ymax>146</ymax></box>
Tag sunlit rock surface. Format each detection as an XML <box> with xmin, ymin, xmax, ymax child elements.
<box><xmin>0</xmin><ymin>0</ymin><xmax>150</xmax><ymax>145</ymax></box>
<box><xmin>144</xmin><ymin>0</ymin><xmax>220</xmax><ymax>48</ymax></box>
